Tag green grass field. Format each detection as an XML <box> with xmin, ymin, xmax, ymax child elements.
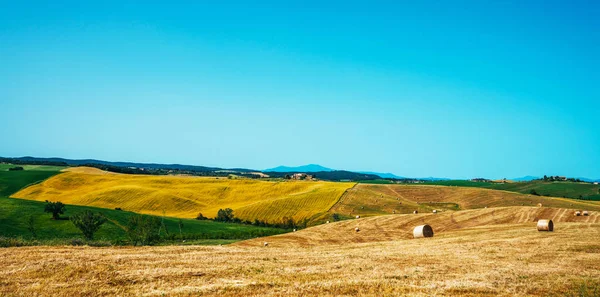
<box><xmin>0</xmin><ymin>164</ymin><xmax>286</xmax><ymax>245</ymax></box>
<box><xmin>423</xmin><ymin>179</ymin><xmax>600</xmax><ymax>200</ymax></box>
<box><xmin>0</xmin><ymin>164</ymin><xmax>64</xmax><ymax>196</ymax></box>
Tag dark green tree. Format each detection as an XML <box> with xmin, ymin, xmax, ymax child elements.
<box><xmin>126</xmin><ymin>215</ymin><xmax>161</xmax><ymax>246</ymax></box>
<box><xmin>215</xmin><ymin>208</ymin><xmax>234</xmax><ymax>222</ymax></box>
<box><xmin>70</xmin><ymin>210</ymin><xmax>107</xmax><ymax>240</ymax></box>
<box><xmin>44</xmin><ymin>200</ymin><xmax>66</xmax><ymax>220</ymax></box>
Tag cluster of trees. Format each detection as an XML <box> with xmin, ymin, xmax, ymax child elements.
<box><xmin>8</xmin><ymin>166</ymin><xmax>24</xmax><ymax>171</ymax></box>
<box><xmin>79</xmin><ymin>163</ymin><xmax>265</xmax><ymax>179</ymax></box>
<box><xmin>198</xmin><ymin>208</ymin><xmax>303</xmax><ymax>229</ymax></box>
<box><xmin>541</xmin><ymin>175</ymin><xmax>583</xmax><ymax>182</ymax></box>
<box><xmin>34</xmin><ymin>203</ymin><xmax>302</xmax><ymax>246</ymax></box>
<box><xmin>38</xmin><ymin>201</ymin><xmax>168</xmax><ymax>245</ymax></box>
<box><xmin>0</xmin><ymin>158</ymin><xmax>68</xmax><ymax>167</ymax></box>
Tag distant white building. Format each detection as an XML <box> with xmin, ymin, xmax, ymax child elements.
<box><xmin>594</xmin><ymin>182</ymin><xmax>599</xmax><ymax>185</ymax></box>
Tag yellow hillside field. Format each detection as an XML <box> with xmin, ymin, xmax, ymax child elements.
<box><xmin>12</xmin><ymin>167</ymin><xmax>354</xmax><ymax>223</ymax></box>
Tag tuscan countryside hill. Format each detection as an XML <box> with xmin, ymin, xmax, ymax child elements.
<box><xmin>10</xmin><ymin>166</ymin><xmax>600</xmax><ymax>225</ymax></box>
<box><xmin>12</xmin><ymin>167</ymin><xmax>354</xmax><ymax>224</ymax></box>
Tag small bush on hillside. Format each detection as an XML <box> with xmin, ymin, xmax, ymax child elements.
<box><xmin>27</xmin><ymin>215</ymin><xmax>37</xmax><ymax>238</ymax></box>
<box><xmin>126</xmin><ymin>215</ymin><xmax>161</xmax><ymax>246</ymax></box>
<box><xmin>529</xmin><ymin>189</ymin><xmax>539</xmax><ymax>196</ymax></box>
<box><xmin>70</xmin><ymin>210</ymin><xmax>107</xmax><ymax>240</ymax></box>
<box><xmin>8</xmin><ymin>166</ymin><xmax>24</xmax><ymax>171</ymax></box>
<box><xmin>332</xmin><ymin>213</ymin><xmax>341</xmax><ymax>222</ymax></box>
<box><xmin>115</xmin><ymin>207</ymin><xmax>123</xmax><ymax>211</ymax></box>
<box><xmin>70</xmin><ymin>238</ymin><xmax>85</xmax><ymax>246</ymax></box>
<box><xmin>196</xmin><ymin>213</ymin><xmax>208</xmax><ymax>220</ymax></box>
<box><xmin>44</xmin><ymin>201</ymin><xmax>66</xmax><ymax>220</ymax></box>
<box><xmin>0</xmin><ymin>237</ymin><xmax>34</xmax><ymax>248</ymax></box>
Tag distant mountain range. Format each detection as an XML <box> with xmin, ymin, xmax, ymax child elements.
<box><xmin>264</xmin><ymin>164</ymin><xmax>333</xmax><ymax>173</ymax></box>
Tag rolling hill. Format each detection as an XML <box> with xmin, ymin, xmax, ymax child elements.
<box><xmin>12</xmin><ymin>167</ymin><xmax>354</xmax><ymax>224</ymax></box>
<box><xmin>326</xmin><ymin>183</ymin><xmax>600</xmax><ymax>221</ymax></box>
<box><xmin>0</xmin><ymin>165</ymin><xmax>287</xmax><ymax>244</ymax></box>
<box><xmin>238</xmin><ymin>206</ymin><xmax>599</xmax><ymax>247</ymax></box>
<box><xmin>424</xmin><ymin>179</ymin><xmax>600</xmax><ymax>200</ymax></box>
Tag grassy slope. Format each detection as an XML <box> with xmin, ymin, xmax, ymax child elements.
<box><xmin>328</xmin><ymin>183</ymin><xmax>600</xmax><ymax>219</ymax></box>
<box><xmin>0</xmin><ymin>164</ymin><xmax>64</xmax><ymax>196</ymax></box>
<box><xmin>0</xmin><ymin>165</ymin><xmax>286</xmax><ymax>242</ymax></box>
<box><xmin>13</xmin><ymin>167</ymin><xmax>354</xmax><ymax>223</ymax></box>
<box><xmin>424</xmin><ymin>179</ymin><xmax>600</xmax><ymax>200</ymax></box>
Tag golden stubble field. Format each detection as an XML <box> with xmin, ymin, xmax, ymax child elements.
<box><xmin>1</xmin><ymin>209</ymin><xmax>599</xmax><ymax>297</ymax></box>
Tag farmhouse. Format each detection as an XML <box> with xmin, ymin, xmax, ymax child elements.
<box><xmin>289</xmin><ymin>173</ymin><xmax>315</xmax><ymax>180</ymax></box>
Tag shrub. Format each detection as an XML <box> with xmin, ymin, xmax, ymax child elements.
<box><xmin>70</xmin><ymin>238</ymin><xmax>85</xmax><ymax>246</ymax></box>
<box><xmin>27</xmin><ymin>215</ymin><xmax>37</xmax><ymax>238</ymax></box>
<box><xmin>126</xmin><ymin>215</ymin><xmax>161</xmax><ymax>246</ymax></box>
<box><xmin>215</xmin><ymin>208</ymin><xmax>234</xmax><ymax>222</ymax></box>
<box><xmin>196</xmin><ymin>213</ymin><xmax>208</xmax><ymax>220</ymax></box>
<box><xmin>70</xmin><ymin>210</ymin><xmax>107</xmax><ymax>240</ymax></box>
<box><xmin>44</xmin><ymin>201</ymin><xmax>66</xmax><ymax>220</ymax></box>
<box><xmin>332</xmin><ymin>213</ymin><xmax>341</xmax><ymax>222</ymax></box>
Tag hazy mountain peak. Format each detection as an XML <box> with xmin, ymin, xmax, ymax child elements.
<box><xmin>264</xmin><ymin>164</ymin><xmax>334</xmax><ymax>172</ymax></box>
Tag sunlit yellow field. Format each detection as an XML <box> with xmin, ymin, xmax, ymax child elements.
<box><xmin>12</xmin><ymin>167</ymin><xmax>354</xmax><ymax>223</ymax></box>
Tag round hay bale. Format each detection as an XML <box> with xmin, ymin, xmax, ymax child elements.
<box><xmin>392</xmin><ymin>210</ymin><xmax>396</xmax><ymax>214</ymax></box>
<box><xmin>537</xmin><ymin>219</ymin><xmax>554</xmax><ymax>232</ymax></box>
<box><xmin>326</xmin><ymin>220</ymin><xmax>330</xmax><ymax>224</ymax></box>
<box><xmin>293</xmin><ymin>228</ymin><xmax>297</xmax><ymax>232</ymax></box>
<box><xmin>264</xmin><ymin>242</ymin><xmax>269</xmax><ymax>247</ymax></box>
<box><xmin>413</xmin><ymin>225</ymin><xmax>434</xmax><ymax>238</ymax></box>
<box><xmin>537</xmin><ymin>203</ymin><xmax>543</xmax><ymax>207</ymax></box>
<box><xmin>432</xmin><ymin>210</ymin><xmax>437</xmax><ymax>214</ymax></box>
<box><xmin>413</xmin><ymin>210</ymin><xmax>418</xmax><ymax>214</ymax></box>
<box><xmin>583</xmin><ymin>211</ymin><xmax>589</xmax><ymax>216</ymax></box>
<box><xmin>355</xmin><ymin>215</ymin><xmax>360</xmax><ymax>219</ymax></box>
<box><xmin>355</xmin><ymin>227</ymin><xmax>360</xmax><ymax>232</ymax></box>
<box><xmin>575</xmin><ymin>211</ymin><xmax>581</xmax><ymax>216</ymax></box>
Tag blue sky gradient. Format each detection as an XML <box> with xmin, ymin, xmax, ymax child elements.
<box><xmin>1</xmin><ymin>1</ymin><xmax>599</xmax><ymax>179</ymax></box>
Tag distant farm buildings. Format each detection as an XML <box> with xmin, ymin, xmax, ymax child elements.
<box><xmin>286</xmin><ymin>173</ymin><xmax>316</xmax><ymax>180</ymax></box>
<box><xmin>471</xmin><ymin>178</ymin><xmax>491</xmax><ymax>182</ymax></box>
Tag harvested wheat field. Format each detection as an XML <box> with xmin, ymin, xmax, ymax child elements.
<box><xmin>237</xmin><ymin>206</ymin><xmax>599</xmax><ymax>247</ymax></box>
<box><xmin>331</xmin><ymin>183</ymin><xmax>600</xmax><ymax>217</ymax></box>
<box><xmin>11</xmin><ymin>167</ymin><xmax>353</xmax><ymax>223</ymax></box>
<box><xmin>2</xmin><ymin>219</ymin><xmax>599</xmax><ymax>296</ymax></box>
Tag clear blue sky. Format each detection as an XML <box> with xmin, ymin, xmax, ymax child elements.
<box><xmin>1</xmin><ymin>1</ymin><xmax>599</xmax><ymax>179</ymax></box>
